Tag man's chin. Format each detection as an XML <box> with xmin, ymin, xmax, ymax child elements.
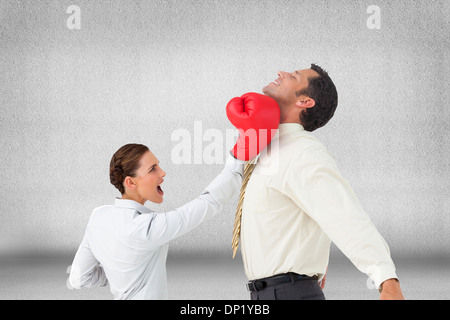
<box><xmin>262</xmin><ymin>87</ymin><xmax>277</xmax><ymax>101</ymax></box>
<box><xmin>262</xmin><ymin>85</ymin><xmax>271</xmax><ymax>96</ymax></box>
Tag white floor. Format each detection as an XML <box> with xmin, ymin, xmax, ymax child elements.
<box><xmin>0</xmin><ymin>252</ymin><xmax>448</xmax><ymax>300</ymax></box>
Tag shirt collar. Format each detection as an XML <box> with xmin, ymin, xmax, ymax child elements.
<box><xmin>277</xmin><ymin>123</ymin><xmax>305</xmax><ymax>138</ymax></box>
<box><xmin>114</xmin><ymin>198</ymin><xmax>153</xmax><ymax>214</ymax></box>
<box><xmin>254</xmin><ymin>123</ymin><xmax>305</xmax><ymax>164</ymax></box>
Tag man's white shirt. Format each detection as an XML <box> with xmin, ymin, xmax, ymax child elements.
<box><xmin>240</xmin><ymin>123</ymin><xmax>397</xmax><ymax>288</ymax></box>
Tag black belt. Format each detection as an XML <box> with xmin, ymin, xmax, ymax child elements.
<box><xmin>246</xmin><ymin>272</ymin><xmax>318</xmax><ymax>292</ymax></box>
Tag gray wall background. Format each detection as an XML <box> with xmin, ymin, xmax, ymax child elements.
<box><xmin>0</xmin><ymin>0</ymin><xmax>448</xmax><ymax>258</ymax></box>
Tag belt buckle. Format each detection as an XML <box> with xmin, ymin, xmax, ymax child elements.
<box><xmin>246</xmin><ymin>280</ymin><xmax>265</xmax><ymax>292</ymax></box>
<box><xmin>246</xmin><ymin>281</ymin><xmax>256</xmax><ymax>292</ymax></box>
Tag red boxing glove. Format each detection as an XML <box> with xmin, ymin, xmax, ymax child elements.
<box><xmin>226</xmin><ymin>92</ymin><xmax>280</xmax><ymax>161</ymax></box>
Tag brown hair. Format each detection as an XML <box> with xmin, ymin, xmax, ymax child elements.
<box><xmin>109</xmin><ymin>143</ymin><xmax>149</xmax><ymax>194</ymax></box>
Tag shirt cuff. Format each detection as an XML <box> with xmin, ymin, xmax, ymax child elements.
<box><xmin>225</xmin><ymin>152</ymin><xmax>246</xmax><ymax>176</ymax></box>
<box><xmin>370</xmin><ymin>263</ymin><xmax>398</xmax><ymax>290</ymax></box>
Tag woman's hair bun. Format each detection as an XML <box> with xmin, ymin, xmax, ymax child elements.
<box><xmin>109</xmin><ymin>144</ymin><xmax>149</xmax><ymax>195</ymax></box>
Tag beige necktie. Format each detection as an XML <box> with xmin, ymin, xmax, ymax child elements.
<box><xmin>232</xmin><ymin>160</ymin><xmax>256</xmax><ymax>259</ymax></box>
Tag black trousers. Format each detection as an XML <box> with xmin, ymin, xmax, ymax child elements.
<box><xmin>250</xmin><ymin>277</ymin><xmax>326</xmax><ymax>300</ymax></box>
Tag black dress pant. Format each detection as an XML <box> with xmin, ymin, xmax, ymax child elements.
<box><xmin>250</xmin><ymin>278</ymin><xmax>326</xmax><ymax>300</ymax></box>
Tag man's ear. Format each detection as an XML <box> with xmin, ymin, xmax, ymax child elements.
<box><xmin>296</xmin><ymin>98</ymin><xmax>316</xmax><ymax>109</ymax></box>
<box><xmin>123</xmin><ymin>176</ymin><xmax>136</xmax><ymax>190</ymax></box>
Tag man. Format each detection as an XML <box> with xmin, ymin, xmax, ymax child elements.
<box><xmin>234</xmin><ymin>64</ymin><xmax>405</xmax><ymax>300</ymax></box>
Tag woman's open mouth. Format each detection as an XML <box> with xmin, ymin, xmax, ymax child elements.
<box><xmin>157</xmin><ymin>185</ymin><xmax>164</xmax><ymax>195</ymax></box>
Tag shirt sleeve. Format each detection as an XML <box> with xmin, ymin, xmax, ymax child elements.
<box><xmin>133</xmin><ymin>154</ymin><xmax>245</xmax><ymax>248</ymax></box>
<box><xmin>69</xmin><ymin>235</ymin><xmax>108</xmax><ymax>289</ymax></box>
<box><xmin>284</xmin><ymin>147</ymin><xmax>398</xmax><ymax>289</ymax></box>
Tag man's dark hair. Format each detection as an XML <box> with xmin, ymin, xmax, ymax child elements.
<box><xmin>296</xmin><ymin>63</ymin><xmax>338</xmax><ymax>132</ymax></box>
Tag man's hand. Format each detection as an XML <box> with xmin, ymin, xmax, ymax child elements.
<box><xmin>379</xmin><ymin>278</ymin><xmax>405</xmax><ymax>300</ymax></box>
<box><xmin>318</xmin><ymin>266</ymin><xmax>328</xmax><ymax>289</ymax></box>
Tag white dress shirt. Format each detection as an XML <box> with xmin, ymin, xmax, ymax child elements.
<box><xmin>69</xmin><ymin>155</ymin><xmax>244</xmax><ymax>300</ymax></box>
<box><xmin>241</xmin><ymin>123</ymin><xmax>397</xmax><ymax>289</ymax></box>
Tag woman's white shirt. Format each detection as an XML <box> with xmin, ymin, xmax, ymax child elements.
<box><xmin>69</xmin><ymin>155</ymin><xmax>244</xmax><ymax>300</ymax></box>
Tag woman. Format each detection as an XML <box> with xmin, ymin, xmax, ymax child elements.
<box><xmin>68</xmin><ymin>143</ymin><xmax>244</xmax><ymax>299</ymax></box>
